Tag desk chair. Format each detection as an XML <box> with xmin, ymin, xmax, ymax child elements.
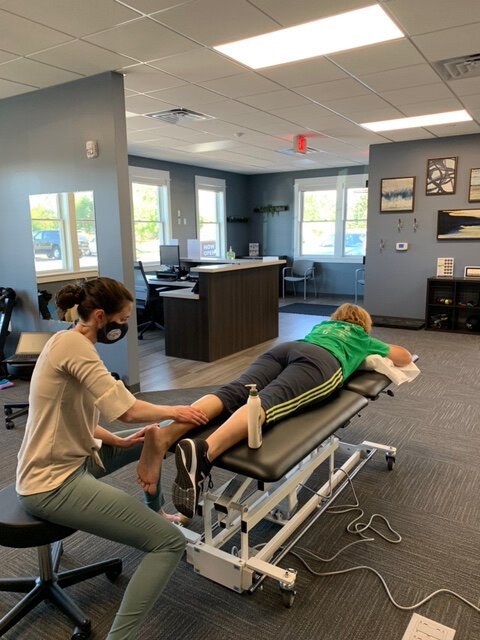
<box><xmin>0</xmin><ymin>287</ymin><xmax>16</xmax><ymax>378</ymax></box>
<box><xmin>282</xmin><ymin>260</ymin><xmax>316</xmax><ymax>300</ymax></box>
<box><xmin>0</xmin><ymin>483</ymin><xmax>122</xmax><ymax>640</ymax></box>
<box><xmin>134</xmin><ymin>260</ymin><xmax>164</xmax><ymax>339</ymax></box>
<box><xmin>354</xmin><ymin>267</ymin><xmax>365</xmax><ymax>303</ymax></box>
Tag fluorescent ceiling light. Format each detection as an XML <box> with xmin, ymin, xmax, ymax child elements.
<box><xmin>361</xmin><ymin>109</ymin><xmax>472</xmax><ymax>132</ymax></box>
<box><xmin>214</xmin><ymin>5</ymin><xmax>403</xmax><ymax>69</ymax></box>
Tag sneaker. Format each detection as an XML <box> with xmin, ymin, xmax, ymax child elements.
<box><xmin>172</xmin><ymin>439</ymin><xmax>212</xmax><ymax>519</ymax></box>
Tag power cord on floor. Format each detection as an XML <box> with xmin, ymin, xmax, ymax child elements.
<box><xmin>289</xmin><ymin>468</ymin><xmax>480</xmax><ymax>614</ymax></box>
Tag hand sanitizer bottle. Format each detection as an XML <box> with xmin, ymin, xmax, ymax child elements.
<box><xmin>246</xmin><ymin>384</ymin><xmax>262</xmax><ymax>449</ymax></box>
<box><xmin>226</xmin><ymin>246</ymin><xmax>235</xmax><ymax>260</ymax></box>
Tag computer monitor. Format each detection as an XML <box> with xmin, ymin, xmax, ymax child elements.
<box><xmin>159</xmin><ymin>244</ymin><xmax>180</xmax><ymax>272</ymax></box>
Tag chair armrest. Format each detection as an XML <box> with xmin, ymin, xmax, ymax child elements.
<box><xmin>282</xmin><ymin>266</ymin><xmax>293</xmax><ymax>276</ymax></box>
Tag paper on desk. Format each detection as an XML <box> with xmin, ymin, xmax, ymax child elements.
<box><xmin>359</xmin><ymin>354</ymin><xmax>420</xmax><ymax>385</ymax></box>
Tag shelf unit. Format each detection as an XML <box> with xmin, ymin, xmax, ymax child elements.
<box><xmin>425</xmin><ymin>277</ymin><xmax>480</xmax><ymax>333</ymax></box>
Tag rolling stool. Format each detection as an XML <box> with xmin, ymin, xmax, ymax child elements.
<box><xmin>0</xmin><ymin>484</ymin><xmax>122</xmax><ymax>639</ymax></box>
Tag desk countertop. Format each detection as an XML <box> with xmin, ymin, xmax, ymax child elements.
<box><xmin>146</xmin><ymin>276</ymin><xmax>195</xmax><ymax>287</ymax></box>
<box><xmin>191</xmin><ymin>258</ymin><xmax>285</xmax><ymax>274</ymax></box>
<box><xmin>159</xmin><ymin>288</ymin><xmax>199</xmax><ymax>300</ymax></box>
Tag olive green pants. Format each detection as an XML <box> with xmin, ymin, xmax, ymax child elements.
<box><xmin>18</xmin><ymin>429</ymin><xmax>185</xmax><ymax>640</ymax></box>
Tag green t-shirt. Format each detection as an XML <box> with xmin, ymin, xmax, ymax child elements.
<box><xmin>301</xmin><ymin>320</ymin><xmax>390</xmax><ymax>379</ymax></box>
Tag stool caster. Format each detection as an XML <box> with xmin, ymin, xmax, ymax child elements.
<box><xmin>71</xmin><ymin>624</ymin><xmax>91</xmax><ymax>640</ymax></box>
<box><xmin>6</xmin><ymin>419</ymin><xmax>14</xmax><ymax>429</ymax></box>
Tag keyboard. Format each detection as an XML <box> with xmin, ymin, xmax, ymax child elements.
<box><xmin>155</xmin><ymin>272</ymin><xmax>177</xmax><ymax>280</ymax></box>
<box><xmin>5</xmin><ymin>353</ymin><xmax>39</xmax><ymax>363</ymax></box>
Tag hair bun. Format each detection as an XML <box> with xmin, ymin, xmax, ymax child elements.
<box><xmin>55</xmin><ymin>283</ymin><xmax>83</xmax><ymax>311</ymax></box>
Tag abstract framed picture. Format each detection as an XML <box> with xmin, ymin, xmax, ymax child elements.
<box><xmin>380</xmin><ymin>176</ymin><xmax>415</xmax><ymax>212</ymax></box>
<box><xmin>426</xmin><ymin>156</ymin><xmax>457</xmax><ymax>195</ymax></box>
<box><xmin>468</xmin><ymin>168</ymin><xmax>480</xmax><ymax>202</ymax></box>
<box><xmin>437</xmin><ymin>209</ymin><xmax>480</xmax><ymax>240</ymax></box>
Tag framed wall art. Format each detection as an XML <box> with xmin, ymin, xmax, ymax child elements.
<box><xmin>380</xmin><ymin>176</ymin><xmax>415</xmax><ymax>212</ymax></box>
<box><xmin>468</xmin><ymin>168</ymin><xmax>480</xmax><ymax>202</ymax></box>
<box><xmin>437</xmin><ymin>209</ymin><xmax>480</xmax><ymax>240</ymax></box>
<box><xmin>426</xmin><ymin>156</ymin><xmax>457</xmax><ymax>195</ymax></box>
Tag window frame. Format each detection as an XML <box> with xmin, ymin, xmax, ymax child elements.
<box><xmin>195</xmin><ymin>175</ymin><xmax>226</xmax><ymax>259</ymax></box>
<box><xmin>294</xmin><ymin>173</ymin><xmax>368</xmax><ymax>263</ymax></box>
<box><xmin>129</xmin><ymin>166</ymin><xmax>172</xmax><ymax>268</ymax></box>
<box><xmin>31</xmin><ymin>190</ymin><xmax>98</xmax><ymax>284</ymax></box>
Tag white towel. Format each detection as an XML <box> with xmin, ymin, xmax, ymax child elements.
<box><xmin>359</xmin><ymin>354</ymin><xmax>420</xmax><ymax>385</ymax></box>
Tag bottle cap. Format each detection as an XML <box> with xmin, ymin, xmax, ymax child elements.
<box><xmin>245</xmin><ymin>383</ymin><xmax>258</xmax><ymax>395</ymax></box>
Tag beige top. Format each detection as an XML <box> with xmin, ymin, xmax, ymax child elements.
<box><xmin>16</xmin><ymin>330</ymin><xmax>136</xmax><ymax>495</ymax></box>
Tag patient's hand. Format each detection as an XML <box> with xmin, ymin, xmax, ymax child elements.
<box><xmin>170</xmin><ymin>405</ymin><xmax>209</xmax><ymax>425</ymax></box>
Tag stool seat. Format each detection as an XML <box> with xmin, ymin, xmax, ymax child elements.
<box><xmin>0</xmin><ymin>484</ymin><xmax>75</xmax><ymax>547</ymax></box>
<box><xmin>0</xmin><ymin>482</ymin><xmax>122</xmax><ymax>639</ymax></box>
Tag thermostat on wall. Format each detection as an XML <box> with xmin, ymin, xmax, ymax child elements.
<box><xmin>395</xmin><ymin>242</ymin><xmax>409</xmax><ymax>251</ymax></box>
<box><xmin>464</xmin><ymin>266</ymin><xmax>480</xmax><ymax>278</ymax></box>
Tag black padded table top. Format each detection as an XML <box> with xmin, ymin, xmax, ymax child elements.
<box><xmin>167</xmin><ymin>390</ymin><xmax>368</xmax><ymax>483</ymax></box>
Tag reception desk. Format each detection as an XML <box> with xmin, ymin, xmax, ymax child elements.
<box><xmin>160</xmin><ymin>260</ymin><xmax>284</xmax><ymax>362</ymax></box>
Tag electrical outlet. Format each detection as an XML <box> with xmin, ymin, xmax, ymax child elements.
<box><xmin>401</xmin><ymin>614</ymin><xmax>455</xmax><ymax>640</ymax></box>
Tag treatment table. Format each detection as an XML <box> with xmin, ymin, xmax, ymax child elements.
<box><xmin>163</xmin><ymin>368</ymin><xmax>401</xmax><ymax>606</ymax></box>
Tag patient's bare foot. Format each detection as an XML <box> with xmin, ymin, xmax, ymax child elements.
<box><xmin>137</xmin><ymin>427</ymin><xmax>169</xmax><ymax>495</ymax></box>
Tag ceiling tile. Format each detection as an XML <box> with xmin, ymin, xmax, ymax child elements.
<box><xmin>380</xmin><ymin>83</ymin><xmax>456</xmax><ymax>107</ymax></box>
<box><xmin>329</xmin><ymin>40</ymin><xmax>425</xmax><ymax>76</ymax></box>
<box><xmin>0</xmin><ymin>9</ymin><xmax>72</xmax><ymax>56</ymax></box>
<box><xmin>0</xmin><ymin>0</ymin><xmax>139</xmax><ymax>37</ymax></box>
<box><xmin>125</xmin><ymin>93</ymin><xmax>176</xmax><ymax>114</ymax></box>
<box><xmin>383</xmin><ymin>128</ymin><xmax>435</xmax><ymax>141</ymax></box>
<box><xmin>84</xmin><ymin>16</ymin><xmax>197</xmax><ymax>61</ymax></box>
<box><xmin>148</xmin><ymin>83</ymin><xmax>226</xmax><ymax>106</ymax></box>
<box><xmin>310</xmin><ymin>93</ymin><xmax>394</xmax><ymax>117</ymax></box>
<box><xmin>296</xmin><ymin>77</ymin><xmax>372</xmax><ymax>102</ymax></box>
<box><xmin>426</xmin><ymin>121</ymin><xmax>480</xmax><ymax>136</ymax></box>
<box><xmin>360</xmin><ymin>64</ymin><xmax>442</xmax><ymax>93</ymax></box>
<box><xmin>0</xmin><ymin>50</ymin><xmax>19</xmax><ymax>64</ymax></box>
<box><xmin>127</xmin><ymin>115</ymin><xmax>173</xmax><ymax>131</ymax></box>
<box><xmin>195</xmin><ymin>99</ymin><xmax>260</xmax><ymax>118</ymax></box>
<box><xmin>238</xmin><ymin>90</ymin><xmax>313</xmax><ymax>111</ymax></box>
<box><xmin>0</xmin><ymin>58</ymin><xmax>81</xmax><ymax>87</ymax></box>
<box><xmin>200</xmin><ymin>73</ymin><xmax>280</xmax><ymax>99</ymax></box>
<box><xmin>248</xmin><ymin>0</ymin><xmax>368</xmax><ymax>27</ymax></box>
<box><xmin>120</xmin><ymin>1</ymin><xmax>194</xmax><ymax>16</ymax></box>
<box><xmin>148</xmin><ymin>48</ymin><xmax>244</xmax><ymax>82</ymax></box>
<box><xmin>399</xmin><ymin>98</ymin><xmax>465</xmax><ymax>116</ymax></box>
<box><xmin>152</xmin><ymin>0</ymin><xmax>278</xmax><ymax>46</ymax></box>
<box><xmin>123</xmin><ymin>64</ymin><xmax>186</xmax><ymax>92</ymax></box>
<box><xmin>387</xmin><ymin>0</ymin><xmax>480</xmax><ymax>36</ymax></box>
<box><xmin>0</xmin><ymin>77</ymin><xmax>36</xmax><ymax>99</ymax></box>
<box><xmin>412</xmin><ymin>22</ymin><xmax>480</xmax><ymax>61</ymax></box>
<box><xmin>449</xmin><ymin>76</ymin><xmax>480</xmax><ymax>97</ymax></box>
<box><xmin>30</xmin><ymin>40</ymin><xmax>136</xmax><ymax>76</ymax></box>
<box><xmin>260</xmin><ymin>57</ymin><xmax>346</xmax><ymax>88</ymax></box>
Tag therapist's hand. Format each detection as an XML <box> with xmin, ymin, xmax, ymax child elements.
<box><xmin>170</xmin><ymin>405</ymin><xmax>209</xmax><ymax>425</ymax></box>
<box><xmin>115</xmin><ymin>426</ymin><xmax>151</xmax><ymax>448</ymax></box>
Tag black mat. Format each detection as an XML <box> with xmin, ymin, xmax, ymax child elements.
<box><xmin>371</xmin><ymin>315</ymin><xmax>425</xmax><ymax>330</ymax></box>
<box><xmin>279</xmin><ymin>303</ymin><xmax>337</xmax><ymax>316</ymax></box>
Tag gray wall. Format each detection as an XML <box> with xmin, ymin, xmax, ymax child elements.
<box><xmin>365</xmin><ymin>134</ymin><xmax>480</xmax><ymax>319</ymax></box>
<box><xmin>128</xmin><ymin>156</ymin><xmax>250</xmax><ymax>257</ymax></box>
<box><xmin>0</xmin><ymin>72</ymin><xmax>139</xmax><ymax>387</ymax></box>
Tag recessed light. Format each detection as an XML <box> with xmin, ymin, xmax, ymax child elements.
<box><xmin>361</xmin><ymin>109</ymin><xmax>472</xmax><ymax>132</ymax></box>
<box><xmin>214</xmin><ymin>5</ymin><xmax>403</xmax><ymax>69</ymax></box>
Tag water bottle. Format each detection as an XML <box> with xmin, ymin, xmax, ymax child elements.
<box><xmin>246</xmin><ymin>384</ymin><xmax>262</xmax><ymax>449</ymax></box>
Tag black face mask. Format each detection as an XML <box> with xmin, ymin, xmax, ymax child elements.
<box><xmin>97</xmin><ymin>321</ymin><xmax>128</xmax><ymax>344</ymax></box>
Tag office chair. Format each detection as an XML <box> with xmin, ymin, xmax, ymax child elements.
<box><xmin>354</xmin><ymin>268</ymin><xmax>365</xmax><ymax>303</ymax></box>
<box><xmin>134</xmin><ymin>260</ymin><xmax>164</xmax><ymax>339</ymax></box>
<box><xmin>0</xmin><ymin>287</ymin><xmax>16</xmax><ymax>379</ymax></box>
<box><xmin>282</xmin><ymin>260</ymin><xmax>317</xmax><ymax>300</ymax></box>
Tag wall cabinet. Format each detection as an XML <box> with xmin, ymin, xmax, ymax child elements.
<box><xmin>425</xmin><ymin>277</ymin><xmax>480</xmax><ymax>332</ymax></box>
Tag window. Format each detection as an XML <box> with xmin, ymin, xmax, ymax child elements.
<box><xmin>30</xmin><ymin>190</ymin><xmax>97</xmax><ymax>275</ymax></box>
<box><xmin>294</xmin><ymin>174</ymin><xmax>367</xmax><ymax>261</ymax></box>
<box><xmin>129</xmin><ymin>167</ymin><xmax>171</xmax><ymax>265</ymax></box>
<box><xmin>195</xmin><ymin>176</ymin><xmax>226</xmax><ymax>258</ymax></box>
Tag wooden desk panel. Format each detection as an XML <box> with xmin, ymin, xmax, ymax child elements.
<box><xmin>163</xmin><ymin>262</ymin><xmax>281</xmax><ymax>362</ymax></box>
